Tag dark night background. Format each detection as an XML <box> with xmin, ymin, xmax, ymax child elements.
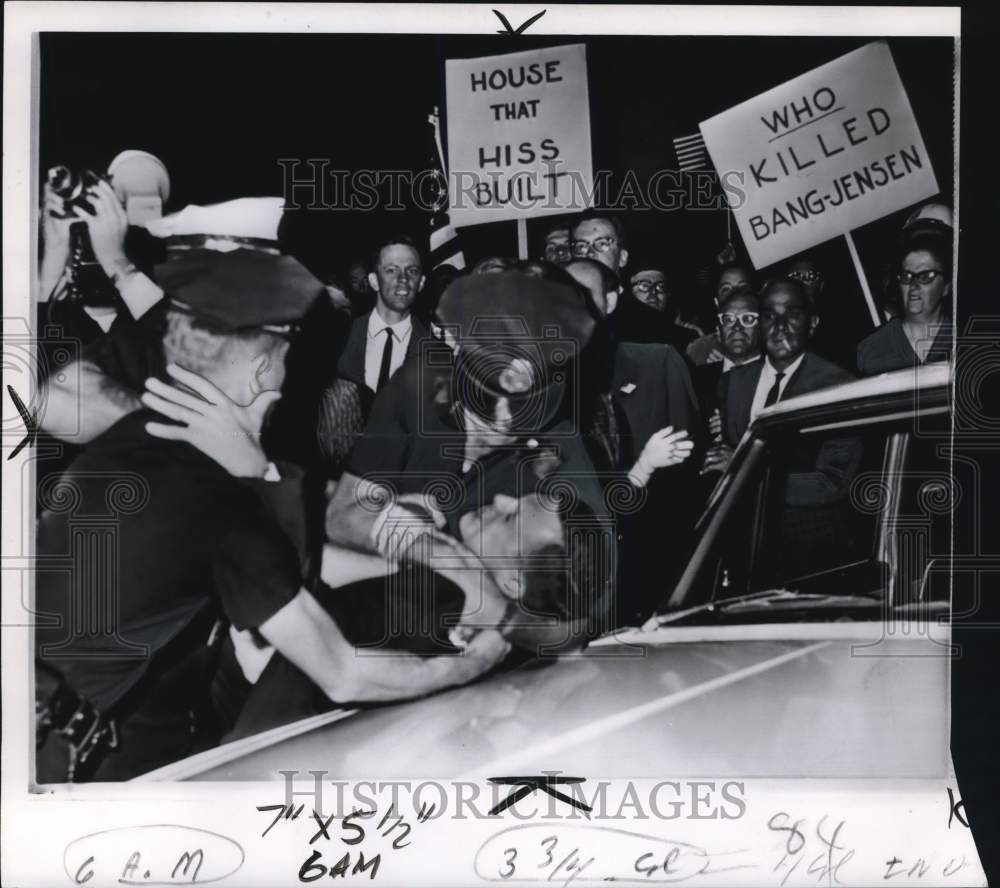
<box><xmin>39</xmin><ymin>32</ymin><xmax>954</xmax><ymax>368</ymax></box>
<box><xmin>30</xmin><ymin>19</ymin><xmax>1000</xmax><ymax>878</ymax></box>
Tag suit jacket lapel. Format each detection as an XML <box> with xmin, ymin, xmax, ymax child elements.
<box><xmin>780</xmin><ymin>353</ymin><xmax>813</xmax><ymax>401</ymax></box>
<box><xmin>733</xmin><ymin>361</ymin><xmax>762</xmax><ymax>441</ymax></box>
<box><xmin>336</xmin><ymin>312</ymin><xmax>370</xmax><ymax>387</ymax></box>
<box><xmin>610</xmin><ymin>344</ymin><xmax>636</xmax><ymax>393</ymax></box>
<box><xmin>405</xmin><ymin>317</ymin><xmax>429</xmax><ymax>361</ymax></box>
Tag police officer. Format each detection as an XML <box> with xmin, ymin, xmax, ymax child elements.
<box><xmin>34</xmin><ymin>242</ymin><xmax>508</xmax><ymax>783</ymax></box>
<box><xmin>324</xmin><ymin>271</ymin><xmax>608</xmax><ymax>551</ymax></box>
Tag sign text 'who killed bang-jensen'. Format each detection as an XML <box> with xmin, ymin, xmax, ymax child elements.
<box><xmin>700</xmin><ymin>41</ymin><xmax>939</xmax><ymax>269</ymax></box>
<box><xmin>445</xmin><ymin>44</ymin><xmax>594</xmax><ymax>225</ymax></box>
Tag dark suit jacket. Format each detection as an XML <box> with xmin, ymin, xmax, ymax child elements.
<box><xmin>719</xmin><ymin>352</ymin><xmax>860</xmax><ymax>507</ymax></box>
<box><xmin>692</xmin><ymin>361</ymin><xmax>725</xmax><ymax>429</ymax></box>
<box><xmin>335</xmin><ymin>311</ymin><xmax>430</xmax><ymax>392</ymax></box>
<box><xmin>612</xmin><ymin>297</ymin><xmax>699</xmax><ymax>354</ymax></box>
<box><xmin>611</xmin><ymin>340</ymin><xmax>701</xmax><ymax>463</ymax></box>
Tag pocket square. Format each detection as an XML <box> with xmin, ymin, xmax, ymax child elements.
<box><xmin>619</xmin><ymin>383</ymin><xmax>637</xmax><ymax>394</ymax></box>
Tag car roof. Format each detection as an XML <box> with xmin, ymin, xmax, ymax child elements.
<box><xmin>755</xmin><ymin>361</ymin><xmax>950</xmax><ymax>420</ymax></box>
<box><xmin>160</xmin><ymin>631</ymin><xmax>949</xmax><ymax>781</ymax></box>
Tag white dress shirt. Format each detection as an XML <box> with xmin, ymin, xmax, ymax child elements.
<box><xmin>750</xmin><ymin>353</ymin><xmax>805</xmax><ymax>422</ymax></box>
<box><xmin>364</xmin><ymin>312</ymin><xmax>412</xmax><ymax>391</ymax></box>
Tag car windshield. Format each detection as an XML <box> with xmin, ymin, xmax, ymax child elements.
<box><xmin>644</xmin><ymin>405</ymin><xmax>952</xmax><ymax>628</ymax></box>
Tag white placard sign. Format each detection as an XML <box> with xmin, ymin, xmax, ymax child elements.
<box><xmin>445</xmin><ymin>44</ymin><xmax>593</xmax><ymax>226</ymax></box>
<box><xmin>700</xmin><ymin>41</ymin><xmax>939</xmax><ymax>269</ymax></box>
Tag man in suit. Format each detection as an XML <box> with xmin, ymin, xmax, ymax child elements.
<box><xmin>318</xmin><ymin>235</ymin><xmax>431</xmax><ymax>473</ymax></box>
<box><xmin>613</xmin><ymin>262</ymin><xmax>701</xmax><ymax>354</ymax></box>
<box><xmin>565</xmin><ymin>258</ymin><xmax>700</xmax><ymax>460</ymax></box>
<box><xmin>566</xmin><ymin>257</ymin><xmax>700</xmax><ymax>622</ymax></box>
<box><xmin>705</xmin><ymin>276</ymin><xmax>862</xmax><ymax>580</ymax></box>
<box><xmin>692</xmin><ymin>289</ymin><xmax>762</xmax><ymax>437</ymax></box>
<box><xmin>334</xmin><ymin>233</ymin><xmax>430</xmax><ymax>399</ymax></box>
<box><xmin>686</xmin><ymin>260</ymin><xmax>756</xmax><ymax>366</ymax></box>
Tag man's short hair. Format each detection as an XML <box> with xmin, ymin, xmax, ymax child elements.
<box><xmin>571</xmin><ymin>210</ymin><xmax>627</xmax><ymax>248</ymax></box>
<box><xmin>470</xmin><ymin>255</ymin><xmax>517</xmax><ymax>275</ymax></box>
<box><xmin>369</xmin><ymin>233</ymin><xmax>424</xmax><ymax>271</ymax></box>
<box><xmin>717</xmin><ymin>288</ymin><xmax>761</xmax><ymax>313</ymax></box>
<box><xmin>162</xmin><ymin>309</ymin><xmax>282</xmax><ymax>377</ymax></box>
<box><xmin>629</xmin><ymin>263</ymin><xmax>665</xmax><ymax>278</ymax></box>
<box><xmin>520</xmin><ymin>499</ymin><xmax>609</xmax><ymax>628</ymax></box>
<box><xmin>759</xmin><ymin>275</ymin><xmax>814</xmax><ymax>311</ymax></box>
<box><xmin>714</xmin><ymin>260</ymin><xmax>754</xmax><ymax>291</ymax></box>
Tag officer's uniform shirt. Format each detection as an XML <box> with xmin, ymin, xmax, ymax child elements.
<box><xmin>35</xmin><ymin>410</ymin><xmax>304</xmax><ymax>717</ymax></box>
<box><xmin>348</xmin><ymin>355</ymin><xmax>610</xmax><ymax>539</ymax></box>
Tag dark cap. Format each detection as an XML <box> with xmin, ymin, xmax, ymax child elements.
<box><xmin>155</xmin><ymin>248</ymin><xmax>324</xmax><ymax>333</ymax></box>
<box><xmin>436</xmin><ymin>271</ymin><xmax>595</xmax><ymax>432</ymax></box>
<box><xmin>436</xmin><ymin>271</ymin><xmax>594</xmax><ymax>347</ymax></box>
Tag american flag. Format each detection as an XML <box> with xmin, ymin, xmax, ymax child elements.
<box><xmin>673</xmin><ymin>131</ymin><xmax>709</xmax><ymax>171</ymax></box>
<box><xmin>427</xmin><ymin>107</ymin><xmax>465</xmax><ymax>270</ymax></box>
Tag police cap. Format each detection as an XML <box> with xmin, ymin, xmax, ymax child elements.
<box><xmin>155</xmin><ymin>249</ymin><xmax>323</xmax><ymax>334</ymax></box>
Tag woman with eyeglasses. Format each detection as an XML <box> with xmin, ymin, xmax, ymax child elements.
<box><xmin>856</xmin><ymin>233</ymin><xmax>952</xmax><ymax>376</ymax></box>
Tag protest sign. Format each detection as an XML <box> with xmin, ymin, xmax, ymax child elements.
<box><xmin>445</xmin><ymin>44</ymin><xmax>593</xmax><ymax>227</ymax></box>
<box><xmin>700</xmin><ymin>41</ymin><xmax>939</xmax><ymax>271</ymax></box>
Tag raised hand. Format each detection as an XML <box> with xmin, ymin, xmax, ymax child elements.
<box><xmin>142</xmin><ymin>363</ymin><xmax>280</xmax><ymax>478</ymax></box>
<box><xmin>629</xmin><ymin>426</ymin><xmax>695</xmax><ymax>487</ymax></box>
<box><xmin>367</xmin><ymin>490</ymin><xmax>449</xmax><ymax>560</ymax></box>
<box><xmin>708</xmin><ymin>409</ymin><xmax>723</xmax><ymax>444</ymax></box>
<box><xmin>701</xmin><ymin>443</ymin><xmax>734</xmax><ymax>476</ymax></box>
<box><xmin>75</xmin><ymin>179</ymin><xmax>130</xmax><ymax>276</ymax></box>
<box><xmin>40</xmin><ymin>184</ymin><xmax>76</xmax><ymax>296</ymax></box>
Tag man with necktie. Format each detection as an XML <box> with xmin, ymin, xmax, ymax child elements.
<box><xmin>705</xmin><ymin>276</ymin><xmax>862</xmax><ymax>579</ymax></box>
<box><xmin>333</xmin><ymin>234</ymin><xmax>430</xmax><ymax>402</ymax></box>
<box><xmin>317</xmin><ymin>235</ymin><xmax>432</xmax><ymax>473</ymax></box>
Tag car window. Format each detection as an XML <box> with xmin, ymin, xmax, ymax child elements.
<box><xmin>686</xmin><ymin>426</ymin><xmax>893</xmax><ymax>608</ymax></box>
<box><xmin>661</xmin><ymin>397</ymin><xmax>953</xmax><ymax>622</ymax></box>
<box><xmin>751</xmin><ymin>425</ymin><xmax>877</xmax><ymax>593</ymax></box>
<box><xmin>888</xmin><ymin>411</ymin><xmax>952</xmax><ymax>605</ymax></box>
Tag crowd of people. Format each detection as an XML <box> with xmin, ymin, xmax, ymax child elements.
<box><xmin>32</xmin><ymin>156</ymin><xmax>953</xmax><ymax>781</ymax></box>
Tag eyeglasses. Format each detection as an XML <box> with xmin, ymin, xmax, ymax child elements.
<box><xmin>632</xmin><ymin>280</ymin><xmax>668</xmax><ymax>295</ymax></box>
<box><xmin>788</xmin><ymin>269</ymin><xmax>823</xmax><ymax>284</ymax></box>
<box><xmin>571</xmin><ymin>236</ymin><xmax>618</xmax><ymax>256</ymax></box>
<box><xmin>897</xmin><ymin>269</ymin><xmax>944</xmax><ymax>286</ymax></box>
<box><xmin>718</xmin><ymin>311</ymin><xmax>759</xmax><ymax>328</ymax></box>
<box><xmin>543</xmin><ymin>243</ymin><xmax>571</xmax><ymax>261</ymax></box>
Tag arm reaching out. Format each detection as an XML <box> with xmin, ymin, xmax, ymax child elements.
<box><xmin>259</xmin><ymin>588</ymin><xmax>510</xmax><ymax>704</ymax></box>
<box><xmin>40</xmin><ymin>357</ymin><xmax>142</xmax><ymax>442</ymax></box>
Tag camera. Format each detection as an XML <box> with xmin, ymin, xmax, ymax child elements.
<box><xmin>46</xmin><ymin>166</ymin><xmax>109</xmax><ymax>219</ymax></box>
<box><xmin>45</xmin><ymin>166</ymin><xmax>117</xmax><ymax>307</ymax></box>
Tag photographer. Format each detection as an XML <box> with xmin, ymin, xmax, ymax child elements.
<box><xmin>40</xmin><ymin>174</ymin><xmax>166</xmax><ymax>442</ymax></box>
